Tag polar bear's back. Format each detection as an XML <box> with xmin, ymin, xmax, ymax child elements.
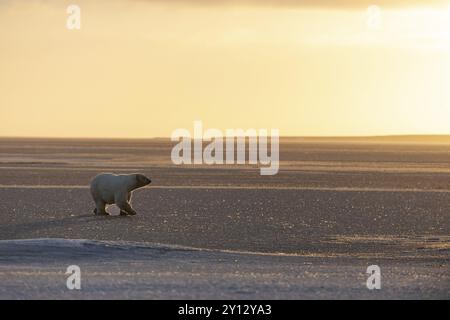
<box><xmin>90</xmin><ymin>173</ymin><xmax>131</xmax><ymax>204</ymax></box>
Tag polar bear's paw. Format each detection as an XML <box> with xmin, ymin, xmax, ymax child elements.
<box><xmin>120</xmin><ymin>210</ymin><xmax>137</xmax><ymax>216</ymax></box>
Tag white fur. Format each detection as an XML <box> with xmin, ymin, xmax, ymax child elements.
<box><xmin>90</xmin><ymin>173</ymin><xmax>146</xmax><ymax>216</ymax></box>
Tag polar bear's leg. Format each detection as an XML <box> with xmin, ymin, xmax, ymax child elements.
<box><xmin>94</xmin><ymin>200</ymin><xmax>108</xmax><ymax>216</ymax></box>
<box><xmin>116</xmin><ymin>193</ymin><xmax>137</xmax><ymax>216</ymax></box>
<box><xmin>119</xmin><ymin>193</ymin><xmax>132</xmax><ymax>216</ymax></box>
<box><xmin>117</xmin><ymin>201</ymin><xmax>137</xmax><ymax>215</ymax></box>
<box><xmin>119</xmin><ymin>193</ymin><xmax>134</xmax><ymax>216</ymax></box>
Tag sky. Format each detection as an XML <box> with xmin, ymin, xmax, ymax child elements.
<box><xmin>0</xmin><ymin>0</ymin><xmax>450</xmax><ymax>138</ymax></box>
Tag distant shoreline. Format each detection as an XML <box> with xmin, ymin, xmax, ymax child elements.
<box><xmin>2</xmin><ymin>135</ymin><xmax>450</xmax><ymax>144</ymax></box>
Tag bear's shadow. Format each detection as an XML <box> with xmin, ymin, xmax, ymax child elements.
<box><xmin>0</xmin><ymin>212</ymin><xmax>134</xmax><ymax>237</ymax></box>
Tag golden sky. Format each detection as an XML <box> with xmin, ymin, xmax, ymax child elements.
<box><xmin>0</xmin><ymin>0</ymin><xmax>449</xmax><ymax>138</ymax></box>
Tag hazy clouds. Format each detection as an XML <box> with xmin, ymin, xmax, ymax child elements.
<box><xmin>134</xmin><ymin>0</ymin><xmax>449</xmax><ymax>8</ymax></box>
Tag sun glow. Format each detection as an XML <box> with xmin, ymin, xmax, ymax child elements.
<box><xmin>0</xmin><ymin>0</ymin><xmax>449</xmax><ymax>138</ymax></box>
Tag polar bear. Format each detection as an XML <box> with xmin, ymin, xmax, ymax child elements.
<box><xmin>90</xmin><ymin>173</ymin><xmax>151</xmax><ymax>216</ymax></box>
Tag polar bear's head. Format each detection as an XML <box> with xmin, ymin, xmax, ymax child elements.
<box><xmin>135</xmin><ymin>174</ymin><xmax>152</xmax><ymax>188</ymax></box>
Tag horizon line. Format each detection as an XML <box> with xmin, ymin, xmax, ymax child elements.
<box><xmin>2</xmin><ymin>134</ymin><xmax>450</xmax><ymax>141</ymax></box>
